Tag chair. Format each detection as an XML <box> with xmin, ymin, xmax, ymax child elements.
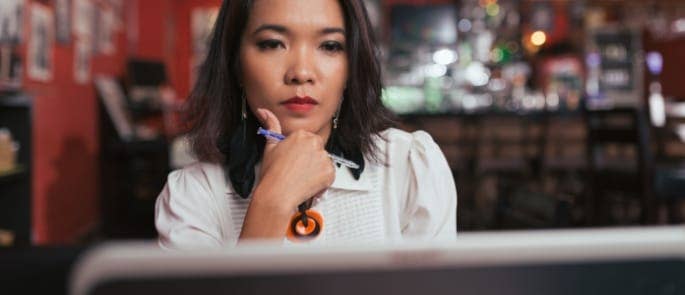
<box><xmin>538</xmin><ymin>113</ymin><xmax>587</xmax><ymax>226</ymax></box>
<box><xmin>472</xmin><ymin>114</ymin><xmax>545</xmax><ymax>229</ymax></box>
<box><xmin>585</xmin><ymin>107</ymin><xmax>655</xmax><ymax>226</ymax></box>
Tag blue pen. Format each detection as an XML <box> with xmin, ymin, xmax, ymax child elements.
<box><xmin>257</xmin><ymin>127</ymin><xmax>360</xmax><ymax>169</ymax></box>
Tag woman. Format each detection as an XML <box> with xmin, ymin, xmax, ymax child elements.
<box><xmin>155</xmin><ymin>0</ymin><xmax>457</xmax><ymax>248</ymax></box>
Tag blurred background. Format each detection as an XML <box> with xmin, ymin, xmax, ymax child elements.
<box><xmin>1</xmin><ymin>0</ymin><xmax>685</xmax><ymax>247</ymax></box>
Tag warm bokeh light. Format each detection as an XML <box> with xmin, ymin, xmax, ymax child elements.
<box><xmin>531</xmin><ymin>30</ymin><xmax>547</xmax><ymax>46</ymax></box>
<box><xmin>479</xmin><ymin>0</ymin><xmax>497</xmax><ymax>7</ymax></box>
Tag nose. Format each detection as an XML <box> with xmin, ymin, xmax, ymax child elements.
<box><xmin>284</xmin><ymin>45</ymin><xmax>316</xmax><ymax>85</ymax></box>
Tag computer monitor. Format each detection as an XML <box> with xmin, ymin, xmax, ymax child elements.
<box><xmin>71</xmin><ymin>226</ymin><xmax>685</xmax><ymax>295</ymax></box>
<box><xmin>126</xmin><ymin>59</ymin><xmax>167</xmax><ymax>87</ymax></box>
<box><xmin>390</xmin><ymin>4</ymin><xmax>458</xmax><ymax>47</ymax></box>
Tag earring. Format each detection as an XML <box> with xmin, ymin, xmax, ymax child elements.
<box><xmin>333</xmin><ymin>96</ymin><xmax>343</xmax><ymax>129</ymax></box>
<box><xmin>241</xmin><ymin>93</ymin><xmax>247</xmax><ymax>120</ymax></box>
<box><xmin>333</xmin><ymin>109</ymin><xmax>340</xmax><ymax>129</ymax></box>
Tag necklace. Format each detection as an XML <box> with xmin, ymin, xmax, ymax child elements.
<box><xmin>286</xmin><ymin>198</ymin><xmax>324</xmax><ymax>242</ymax></box>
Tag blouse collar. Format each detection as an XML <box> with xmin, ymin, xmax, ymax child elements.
<box><xmin>330</xmin><ymin>162</ymin><xmax>371</xmax><ymax>192</ymax></box>
<box><xmin>248</xmin><ymin>161</ymin><xmax>371</xmax><ymax>195</ymax></box>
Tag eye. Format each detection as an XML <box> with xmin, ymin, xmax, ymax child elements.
<box><xmin>320</xmin><ymin>41</ymin><xmax>345</xmax><ymax>53</ymax></box>
<box><xmin>257</xmin><ymin>39</ymin><xmax>284</xmax><ymax>50</ymax></box>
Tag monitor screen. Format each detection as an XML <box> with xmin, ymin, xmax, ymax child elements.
<box><xmin>390</xmin><ymin>4</ymin><xmax>458</xmax><ymax>46</ymax></box>
<box><xmin>71</xmin><ymin>227</ymin><xmax>685</xmax><ymax>295</ymax></box>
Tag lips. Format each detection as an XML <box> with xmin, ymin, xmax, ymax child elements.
<box><xmin>281</xmin><ymin>96</ymin><xmax>318</xmax><ymax>113</ymax></box>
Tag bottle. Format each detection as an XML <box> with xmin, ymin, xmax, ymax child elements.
<box><xmin>646</xmin><ymin>52</ymin><xmax>665</xmax><ymax>127</ymax></box>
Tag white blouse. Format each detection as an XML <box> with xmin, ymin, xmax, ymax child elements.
<box><xmin>155</xmin><ymin>128</ymin><xmax>457</xmax><ymax>249</ymax></box>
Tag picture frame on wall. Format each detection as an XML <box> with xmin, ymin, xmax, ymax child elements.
<box><xmin>73</xmin><ymin>0</ymin><xmax>94</xmax><ymax>41</ymax></box>
<box><xmin>0</xmin><ymin>46</ymin><xmax>23</xmax><ymax>91</ymax></box>
<box><xmin>107</xmin><ymin>0</ymin><xmax>124</xmax><ymax>31</ymax></box>
<box><xmin>55</xmin><ymin>0</ymin><xmax>71</xmax><ymax>44</ymax></box>
<box><xmin>190</xmin><ymin>7</ymin><xmax>219</xmax><ymax>87</ymax></box>
<box><xmin>74</xmin><ymin>39</ymin><xmax>91</xmax><ymax>84</ymax></box>
<box><xmin>0</xmin><ymin>0</ymin><xmax>25</xmax><ymax>45</ymax></box>
<box><xmin>95</xmin><ymin>7</ymin><xmax>115</xmax><ymax>55</ymax></box>
<box><xmin>27</xmin><ymin>3</ymin><xmax>54</xmax><ymax>82</ymax></box>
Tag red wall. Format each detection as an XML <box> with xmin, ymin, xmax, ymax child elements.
<box><xmin>18</xmin><ymin>0</ymin><xmax>217</xmax><ymax>244</ymax></box>
<box><xmin>644</xmin><ymin>35</ymin><xmax>685</xmax><ymax>100</ymax></box>
<box><xmin>169</xmin><ymin>0</ymin><xmax>222</xmax><ymax>100</ymax></box>
<box><xmin>20</xmin><ymin>0</ymin><xmax>223</xmax><ymax>244</ymax></box>
<box><xmin>21</xmin><ymin>0</ymin><xmax>129</xmax><ymax>244</ymax></box>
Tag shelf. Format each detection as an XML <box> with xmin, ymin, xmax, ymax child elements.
<box><xmin>0</xmin><ymin>165</ymin><xmax>27</xmax><ymax>184</ymax></box>
<box><xmin>399</xmin><ymin>109</ymin><xmax>583</xmax><ymax>120</ymax></box>
<box><xmin>0</xmin><ymin>93</ymin><xmax>31</xmax><ymax>107</ymax></box>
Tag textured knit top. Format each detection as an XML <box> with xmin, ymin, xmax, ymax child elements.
<box><xmin>155</xmin><ymin>128</ymin><xmax>457</xmax><ymax>249</ymax></box>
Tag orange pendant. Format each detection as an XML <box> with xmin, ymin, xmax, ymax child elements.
<box><xmin>286</xmin><ymin>209</ymin><xmax>324</xmax><ymax>242</ymax></box>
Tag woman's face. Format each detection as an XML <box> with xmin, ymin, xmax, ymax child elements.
<box><xmin>239</xmin><ymin>0</ymin><xmax>348</xmax><ymax>140</ymax></box>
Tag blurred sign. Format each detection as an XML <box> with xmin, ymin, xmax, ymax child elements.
<box><xmin>588</xmin><ymin>28</ymin><xmax>643</xmax><ymax>107</ymax></box>
<box><xmin>595</xmin><ymin>31</ymin><xmax>636</xmax><ymax>92</ymax></box>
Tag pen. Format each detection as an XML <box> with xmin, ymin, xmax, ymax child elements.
<box><xmin>257</xmin><ymin>127</ymin><xmax>360</xmax><ymax>169</ymax></box>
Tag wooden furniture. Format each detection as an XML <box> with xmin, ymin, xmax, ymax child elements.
<box><xmin>98</xmin><ymin>94</ymin><xmax>169</xmax><ymax>239</ymax></box>
<box><xmin>585</xmin><ymin>108</ymin><xmax>655</xmax><ymax>225</ymax></box>
<box><xmin>0</xmin><ymin>92</ymin><xmax>32</xmax><ymax>246</ymax></box>
<box><xmin>400</xmin><ymin>111</ymin><xmax>582</xmax><ymax>230</ymax></box>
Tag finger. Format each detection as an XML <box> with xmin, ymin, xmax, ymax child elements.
<box><xmin>256</xmin><ymin>108</ymin><xmax>282</xmax><ymax>151</ymax></box>
<box><xmin>256</xmin><ymin>108</ymin><xmax>282</xmax><ymax>134</ymax></box>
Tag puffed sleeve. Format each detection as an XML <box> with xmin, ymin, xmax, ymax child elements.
<box><xmin>155</xmin><ymin>168</ymin><xmax>224</xmax><ymax>249</ymax></box>
<box><xmin>401</xmin><ymin>131</ymin><xmax>458</xmax><ymax>240</ymax></box>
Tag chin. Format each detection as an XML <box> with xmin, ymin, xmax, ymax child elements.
<box><xmin>281</xmin><ymin>121</ymin><xmax>325</xmax><ymax>136</ymax></box>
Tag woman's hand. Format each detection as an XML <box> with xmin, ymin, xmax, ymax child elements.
<box><xmin>238</xmin><ymin>108</ymin><xmax>335</xmax><ymax>241</ymax></box>
<box><xmin>255</xmin><ymin>108</ymin><xmax>335</xmax><ymax>209</ymax></box>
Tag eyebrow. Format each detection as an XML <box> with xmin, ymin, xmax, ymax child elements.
<box><xmin>252</xmin><ymin>24</ymin><xmax>346</xmax><ymax>36</ymax></box>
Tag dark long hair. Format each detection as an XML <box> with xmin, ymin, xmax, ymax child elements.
<box><xmin>185</xmin><ymin>0</ymin><xmax>395</xmax><ymax>164</ymax></box>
